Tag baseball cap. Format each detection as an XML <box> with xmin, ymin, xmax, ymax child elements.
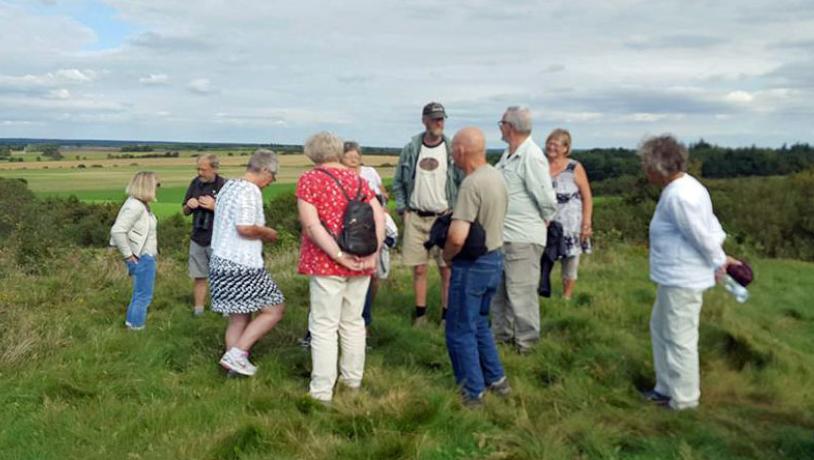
<box><xmin>422</xmin><ymin>102</ymin><xmax>447</xmax><ymax>119</ymax></box>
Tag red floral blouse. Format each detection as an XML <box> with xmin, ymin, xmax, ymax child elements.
<box><xmin>296</xmin><ymin>166</ymin><xmax>376</xmax><ymax>276</ymax></box>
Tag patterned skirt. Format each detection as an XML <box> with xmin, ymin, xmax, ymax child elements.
<box><xmin>209</xmin><ymin>256</ymin><xmax>285</xmax><ymax>315</ymax></box>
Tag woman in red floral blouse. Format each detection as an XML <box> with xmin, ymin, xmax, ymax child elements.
<box><xmin>297</xmin><ymin>131</ymin><xmax>385</xmax><ymax>404</ymax></box>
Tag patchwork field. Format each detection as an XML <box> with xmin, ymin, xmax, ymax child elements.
<box><xmin>0</xmin><ymin>153</ymin><xmax>398</xmax><ymax>218</ymax></box>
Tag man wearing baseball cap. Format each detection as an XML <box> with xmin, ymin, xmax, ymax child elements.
<box><xmin>393</xmin><ymin>102</ymin><xmax>464</xmax><ymax>326</ymax></box>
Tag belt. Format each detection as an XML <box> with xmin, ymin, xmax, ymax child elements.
<box><xmin>408</xmin><ymin>208</ymin><xmax>447</xmax><ymax>217</ymax></box>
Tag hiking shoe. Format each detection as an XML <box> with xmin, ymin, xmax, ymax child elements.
<box><xmin>642</xmin><ymin>389</ymin><xmax>671</xmax><ymax>406</ymax></box>
<box><xmin>219</xmin><ymin>349</ymin><xmax>257</xmax><ymax>376</ymax></box>
<box><xmin>488</xmin><ymin>376</ymin><xmax>512</xmax><ymax>397</ymax></box>
<box><xmin>461</xmin><ymin>391</ymin><xmax>485</xmax><ymax>409</ymax></box>
<box><xmin>193</xmin><ymin>306</ymin><xmax>205</xmax><ymax>317</ymax></box>
<box><xmin>298</xmin><ymin>331</ymin><xmax>311</xmax><ymax>349</ymax></box>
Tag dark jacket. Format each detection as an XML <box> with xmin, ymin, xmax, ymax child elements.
<box><xmin>423</xmin><ymin>213</ymin><xmax>487</xmax><ymax>261</ymax></box>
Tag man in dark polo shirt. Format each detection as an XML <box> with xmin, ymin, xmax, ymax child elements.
<box><xmin>183</xmin><ymin>154</ymin><xmax>226</xmax><ymax>316</ymax></box>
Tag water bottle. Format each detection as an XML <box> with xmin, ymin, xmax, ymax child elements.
<box><xmin>724</xmin><ymin>275</ymin><xmax>749</xmax><ymax>303</ymax></box>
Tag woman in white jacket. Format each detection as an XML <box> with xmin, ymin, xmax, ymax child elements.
<box><xmin>110</xmin><ymin>171</ymin><xmax>159</xmax><ymax>330</ymax></box>
<box><xmin>640</xmin><ymin>136</ymin><xmax>738</xmax><ymax>410</ymax></box>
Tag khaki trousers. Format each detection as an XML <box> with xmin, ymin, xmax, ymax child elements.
<box><xmin>490</xmin><ymin>242</ymin><xmax>544</xmax><ymax>351</ymax></box>
<box><xmin>308</xmin><ymin>275</ymin><xmax>371</xmax><ymax>402</ymax></box>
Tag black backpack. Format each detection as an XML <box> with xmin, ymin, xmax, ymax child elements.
<box><xmin>315</xmin><ymin>168</ymin><xmax>378</xmax><ymax>256</ymax></box>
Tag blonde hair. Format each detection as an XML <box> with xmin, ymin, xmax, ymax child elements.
<box><xmin>126</xmin><ymin>171</ymin><xmax>158</xmax><ymax>203</ymax></box>
<box><xmin>303</xmin><ymin>131</ymin><xmax>343</xmax><ymax>164</ymax></box>
<box><xmin>546</xmin><ymin>128</ymin><xmax>572</xmax><ymax>156</ymax></box>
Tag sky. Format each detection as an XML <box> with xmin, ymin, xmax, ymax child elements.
<box><xmin>0</xmin><ymin>0</ymin><xmax>812</xmax><ymax>148</ymax></box>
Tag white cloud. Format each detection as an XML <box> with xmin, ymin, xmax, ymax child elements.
<box><xmin>46</xmin><ymin>89</ymin><xmax>71</xmax><ymax>100</ymax></box>
<box><xmin>139</xmin><ymin>74</ymin><xmax>169</xmax><ymax>85</ymax></box>
<box><xmin>725</xmin><ymin>91</ymin><xmax>755</xmax><ymax>103</ymax></box>
<box><xmin>187</xmin><ymin>78</ymin><xmax>214</xmax><ymax>95</ymax></box>
<box><xmin>0</xmin><ymin>69</ymin><xmax>98</xmax><ymax>90</ymax></box>
<box><xmin>0</xmin><ymin>0</ymin><xmax>812</xmax><ymax>147</ymax></box>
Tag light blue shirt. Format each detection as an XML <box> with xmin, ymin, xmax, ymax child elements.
<box><xmin>649</xmin><ymin>174</ymin><xmax>726</xmax><ymax>290</ymax></box>
<box><xmin>495</xmin><ymin>137</ymin><xmax>557</xmax><ymax>245</ymax></box>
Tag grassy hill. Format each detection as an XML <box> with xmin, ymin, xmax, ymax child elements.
<box><xmin>1</xmin><ymin>241</ymin><xmax>812</xmax><ymax>459</ymax></box>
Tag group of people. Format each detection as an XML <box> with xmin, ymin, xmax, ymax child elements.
<box><xmin>109</xmin><ymin>102</ymin><xmax>739</xmax><ymax>410</ymax></box>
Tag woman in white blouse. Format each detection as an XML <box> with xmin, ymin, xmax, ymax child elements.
<box><xmin>640</xmin><ymin>135</ymin><xmax>739</xmax><ymax>410</ymax></box>
<box><xmin>209</xmin><ymin>149</ymin><xmax>286</xmax><ymax>377</ymax></box>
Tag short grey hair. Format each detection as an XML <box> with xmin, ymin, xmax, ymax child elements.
<box><xmin>247</xmin><ymin>148</ymin><xmax>279</xmax><ymax>175</ymax></box>
<box><xmin>198</xmin><ymin>153</ymin><xmax>220</xmax><ymax>169</ymax></box>
<box><xmin>638</xmin><ymin>135</ymin><xmax>688</xmax><ymax>178</ymax></box>
<box><xmin>304</xmin><ymin>131</ymin><xmax>343</xmax><ymax>164</ymax></box>
<box><xmin>504</xmin><ymin>106</ymin><xmax>533</xmax><ymax>134</ymax></box>
<box><xmin>343</xmin><ymin>141</ymin><xmax>361</xmax><ymax>154</ymax></box>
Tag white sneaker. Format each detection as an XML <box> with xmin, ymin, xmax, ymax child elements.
<box><xmin>125</xmin><ymin>321</ymin><xmax>145</xmax><ymax>331</ymax></box>
<box><xmin>219</xmin><ymin>349</ymin><xmax>257</xmax><ymax>376</ymax></box>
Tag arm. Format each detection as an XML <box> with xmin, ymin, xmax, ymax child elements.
<box><xmin>297</xmin><ymin>199</ymin><xmax>359</xmax><ymax>270</ymax></box>
<box><xmin>182</xmin><ymin>180</ymin><xmax>197</xmax><ymax>215</ymax></box>
<box><xmin>574</xmin><ymin>162</ymin><xmax>593</xmax><ymax>241</ymax></box>
<box><xmin>110</xmin><ymin>200</ymin><xmax>142</xmax><ymax>259</ymax></box>
<box><xmin>443</xmin><ymin>219</ymin><xmax>471</xmax><ymax>262</ymax></box>
<box><xmin>669</xmin><ymin>194</ymin><xmax>727</xmax><ymax>270</ymax></box>
<box><xmin>393</xmin><ymin>143</ymin><xmax>410</xmax><ymax>215</ymax></box>
<box><xmin>236</xmin><ymin>225</ymin><xmax>277</xmax><ymax>242</ymax></box>
<box><xmin>526</xmin><ymin>154</ymin><xmax>558</xmax><ymax>222</ymax></box>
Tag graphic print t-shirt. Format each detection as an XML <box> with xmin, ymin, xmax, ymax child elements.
<box><xmin>409</xmin><ymin>140</ymin><xmax>448</xmax><ymax>213</ymax></box>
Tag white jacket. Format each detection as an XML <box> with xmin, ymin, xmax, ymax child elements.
<box><xmin>110</xmin><ymin>197</ymin><xmax>158</xmax><ymax>258</ymax></box>
<box><xmin>649</xmin><ymin>174</ymin><xmax>725</xmax><ymax>290</ymax></box>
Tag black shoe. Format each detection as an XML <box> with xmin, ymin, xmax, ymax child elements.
<box><xmin>298</xmin><ymin>331</ymin><xmax>311</xmax><ymax>349</ymax></box>
<box><xmin>642</xmin><ymin>389</ymin><xmax>671</xmax><ymax>406</ymax></box>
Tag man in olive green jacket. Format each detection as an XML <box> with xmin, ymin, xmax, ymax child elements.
<box><xmin>393</xmin><ymin>102</ymin><xmax>464</xmax><ymax>326</ymax></box>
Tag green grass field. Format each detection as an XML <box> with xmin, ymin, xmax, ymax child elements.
<box><xmin>1</xmin><ymin>241</ymin><xmax>812</xmax><ymax>459</ymax></box>
<box><xmin>0</xmin><ymin>154</ymin><xmax>398</xmax><ymax>218</ymax></box>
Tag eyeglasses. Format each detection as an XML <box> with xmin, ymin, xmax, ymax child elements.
<box><xmin>497</xmin><ymin>120</ymin><xmax>509</xmax><ymax>127</ymax></box>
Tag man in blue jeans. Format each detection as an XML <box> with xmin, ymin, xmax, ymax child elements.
<box><xmin>443</xmin><ymin>127</ymin><xmax>511</xmax><ymax>407</ymax></box>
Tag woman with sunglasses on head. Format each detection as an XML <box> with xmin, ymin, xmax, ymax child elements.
<box><xmin>110</xmin><ymin>171</ymin><xmax>160</xmax><ymax>330</ymax></box>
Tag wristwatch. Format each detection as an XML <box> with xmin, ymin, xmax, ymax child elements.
<box><xmin>335</xmin><ymin>250</ymin><xmax>344</xmax><ymax>260</ymax></box>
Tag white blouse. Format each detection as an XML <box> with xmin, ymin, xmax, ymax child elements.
<box><xmin>210</xmin><ymin>179</ymin><xmax>266</xmax><ymax>268</ymax></box>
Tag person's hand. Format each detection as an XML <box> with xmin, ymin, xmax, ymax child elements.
<box><xmin>580</xmin><ymin>223</ymin><xmax>593</xmax><ymax>242</ymax></box>
<box><xmin>715</xmin><ymin>255</ymin><xmax>742</xmax><ymax>283</ymax></box>
<box><xmin>126</xmin><ymin>255</ymin><xmax>139</xmax><ymax>264</ymax></box>
<box><xmin>356</xmin><ymin>253</ymin><xmax>378</xmax><ymax>271</ymax></box>
<box><xmin>186</xmin><ymin>197</ymin><xmax>200</xmax><ymax>209</ymax></box>
<box><xmin>198</xmin><ymin>195</ymin><xmax>215</xmax><ymax>210</ymax></box>
<box><xmin>263</xmin><ymin>227</ymin><xmax>278</xmax><ymax>243</ymax></box>
<box><xmin>334</xmin><ymin>252</ymin><xmax>358</xmax><ymax>270</ymax></box>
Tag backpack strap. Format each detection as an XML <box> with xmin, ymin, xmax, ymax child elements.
<box><xmin>315</xmin><ymin>167</ymin><xmax>365</xmax><ymax>202</ymax></box>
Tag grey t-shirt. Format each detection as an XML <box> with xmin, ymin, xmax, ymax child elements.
<box><xmin>452</xmin><ymin>164</ymin><xmax>508</xmax><ymax>252</ymax></box>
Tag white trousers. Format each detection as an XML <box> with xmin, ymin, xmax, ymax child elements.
<box><xmin>308</xmin><ymin>275</ymin><xmax>370</xmax><ymax>402</ymax></box>
<box><xmin>650</xmin><ymin>285</ymin><xmax>704</xmax><ymax>410</ymax></box>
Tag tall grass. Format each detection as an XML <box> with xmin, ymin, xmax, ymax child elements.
<box><xmin>1</xmin><ymin>241</ymin><xmax>812</xmax><ymax>459</ymax></box>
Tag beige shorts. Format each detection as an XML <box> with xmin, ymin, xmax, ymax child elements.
<box><xmin>401</xmin><ymin>211</ymin><xmax>447</xmax><ymax>268</ymax></box>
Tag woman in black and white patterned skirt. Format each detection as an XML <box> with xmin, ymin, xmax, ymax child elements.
<box><xmin>209</xmin><ymin>149</ymin><xmax>286</xmax><ymax>377</ymax></box>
